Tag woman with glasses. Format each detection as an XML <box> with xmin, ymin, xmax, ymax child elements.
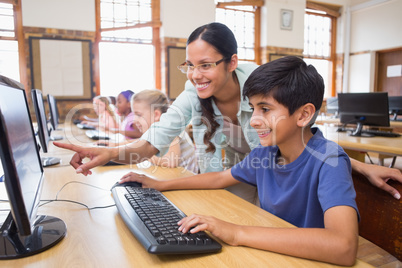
<box><xmin>55</xmin><ymin>22</ymin><xmax>402</xmax><ymax>201</ymax></box>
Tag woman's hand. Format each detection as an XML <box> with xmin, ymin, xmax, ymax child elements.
<box><xmin>53</xmin><ymin>141</ymin><xmax>116</xmax><ymax>175</ymax></box>
<box><xmin>352</xmin><ymin>158</ymin><xmax>402</xmax><ymax>199</ymax></box>
<box><xmin>178</xmin><ymin>214</ymin><xmax>241</xmax><ymax>246</ymax></box>
<box><xmin>362</xmin><ymin>164</ymin><xmax>402</xmax><ymax>199</ymax></box>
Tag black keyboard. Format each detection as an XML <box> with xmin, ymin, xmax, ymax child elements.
<box><xmin>77</xmin><ymin>123</ymin><xmax>96</xmax><ymax>130</ymax></box>
<box><xmin>85</xmin><ymin>130</ymin><xmax>110</xmax><ymax>140</ymax></box>
<box><xmin>362</xmin><ymin>129</ymin><xmax>401</xmax><ymax>137</ymax></box>
<box><xmin>337</xmin><ymin>127</ymin><xmax>401</xmax><ymax>137</ymax></box>
<box><xmin>41</xmin><ymin>156</ymin><xmax>60</xmax><ymax>167</ymax></box>
<box><xmin>111</xmin><ymin>184</ymin><xmax>222</xmax><ymax>254</ymax></box>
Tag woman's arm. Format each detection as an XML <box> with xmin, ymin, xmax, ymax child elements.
<box><xmin>350</xmin><ymin>158</ymin><xmax>402</xmax><ymax>199</ymax></box>
<box><xmin>53</xmin><ymin>139</ymin><xmax>159</xmax><ymax>175</ymax></box>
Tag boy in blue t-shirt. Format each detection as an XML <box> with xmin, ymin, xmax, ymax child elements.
<box><xmin>119</xmin><ymin>56</ymin><xmax>359</xmax><ymax>266</ymax></box>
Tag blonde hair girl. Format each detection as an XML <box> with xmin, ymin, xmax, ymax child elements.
<box><xmin>131</xmin><ymin>90</ymin><xmax>198</xmax><ymax>174</ymax></box>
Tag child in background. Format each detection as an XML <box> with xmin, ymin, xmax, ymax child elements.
<box><xmin>118</xmin><ymin>57</ymin><xmax>359</xmax><ymax>266</ymax></box>
<box><xmin>81</xmin><ymin>96</ymin><xmax>117</xmax><ymax>130</ymax></box>
<box><xmin>131</xmin><ymin>89</ymin><xmax>198</xmax><ymax>174</ymax></box>
<box><xmin>101</xmin><ymin>90</ymin><xmax>142</xmax><ymax>140</ymax></box>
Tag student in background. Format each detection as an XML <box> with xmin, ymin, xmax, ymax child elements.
<box><xmin>100</xmin><ymin>90</ymin><xmax>142</xmax><ymax>140</ymax></box>
<box><xmin>81</xmin><ymin>96</ymin><xmax>117</xmax><ymax>130</ymax></box>
<box><xmin>119</xmin><ymin>57</ymin><xmax>359</xmax><ymax>266</ymax></box>
<box><xmin>55</xmin><ymin>22</ymin><xmax>402</xmax><ymax>201</ymax></box>
<box><xmin>132</xmin><ymin>89</ymin><xmax>198</xmax><ymax>174</ymax></box>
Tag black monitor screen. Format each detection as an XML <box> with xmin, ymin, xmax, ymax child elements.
<box><xmin>47</xmin><ymin>94</ymin><xmax>59</xmax><ymax>131</ymax></box>
<box><xmin>0</xmin><ymin>84</ymin><xmax>66</xmax><ymax>259</ymax></box>
<box><xmin>32</xmin><ymin>89</ymin><xmax>50</xmax><ymax>153</ymax></box>
<box><xmin>338</xmin><ymin>92</ymin><xmax>390</xmax><ymax>136</ymax></box>
<box><xmin>0</xmin><ymin>85</ymin><xmax>43</xmax><ymax>234</ymax></box>
<box><xmin>388</xmin><ymin>96</ymin><xmax>402</xmax><ymax>121</ymax></box>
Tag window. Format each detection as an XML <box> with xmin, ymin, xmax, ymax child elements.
<box><xmin>215</xmin><ymin>1</ymin><xmax>262</xmax><ymax>64</ymax></box>
<box><xmin>304</xmin><ymin>2</ymin><xmax>339</xmax><ymax>98</ymax></box>
<box><xmin>98</xmin><ymin>0</ymin><xmax>160</xmax><ymax>96</ymax></box>
<box><xmin>0</xmin><ymin>2</ymin><xmax>19</xmax><ymax>81</ymax></box>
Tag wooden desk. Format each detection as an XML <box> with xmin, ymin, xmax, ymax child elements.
<box><xmin>316</xmin><ymin>124</ymin><xmax>402</xmax><ymax>165</ymax></box>
<box><xmin>0</xmin><ymin>125</ymin><xmax>373</xmax><ymax>267</ymax></box>
<box><xmin>316</xmin><ymin>117</ymin><xmax>402</xmax><ymax>132</ymax></box>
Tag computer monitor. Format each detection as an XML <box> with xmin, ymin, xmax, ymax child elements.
<box><xmin>47</xmin><ymin>94</ymin><xmax>60</xmax><ymax>131</ymax></box>
<box><xmin>31</xmin><ymin>89</ymin><xmax>51</xmax><ymax>153</ymax></box>
<box><xmin>338</xmin><ymin>92</ymin><xmax>390</xmax><ymax>137</ymax></box>
<box><xmin>388</xmin><ymin>96</ymin><xmax>402</xmax><ymax>121</ymax></box>
<box><xmin>0</xmin><ymin>84</ymin><xmax>66</xmax><ymax>259</ymax></box>
<box><xmin>326</xmin><ymin>97</ymin><xmax>338</xmax><ymax>117</ymax></box>
<box><xmin>31</xmin><ymin>89</ymin><xmax>61</xmax><ymax>167</ymax></box>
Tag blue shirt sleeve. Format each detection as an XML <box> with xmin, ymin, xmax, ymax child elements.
<box><xmin>230</xmin><ymin>147</ymin><xmax>261</xmax><ymax>186</ymax></box>
<box><xmin>317</xmin><ymin>153</ymin><xmax>358</xmax><ymax>216</ymax></box>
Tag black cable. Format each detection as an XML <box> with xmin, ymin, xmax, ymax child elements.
<box><xmin>38</xmin><ymin>180</ymin><xmax>115</xmax><ymax>210</ymax></box>
<box><xmin>39</xmin><ymin>199</ymin><xmax>115</xmax><ymax>210</ymax></box>
<box><xmin>1</xmin><ymin>181</ymin><xmax>115</xmax><ymax>211</ymax></box>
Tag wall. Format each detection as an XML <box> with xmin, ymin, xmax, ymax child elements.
<box><xmin>350</xmin><ymin>0</ymin><xmax>402</xmax><ymax>52</ymax></box>
<box><xmin>160</xmin><ymin>0</ymin><xmax>215</xmax><ymax>38</ymax></box>
<box><xmin>348</xmin><ymin>0</ymin><xmax>402</xmax><ymax>92</ymax></box>
<box><xmin>21</xmin><ymin>0</ymin><xmax>95</xmax><ymax>31</ymax></box>
<box><xmin>262</xmin><ymin>0</ymin><xmax>305</xmax><ymax>49</ymax></box>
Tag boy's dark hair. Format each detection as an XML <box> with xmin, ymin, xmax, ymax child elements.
<box><xmin>243</xmin><ymin>56</ymin><xmax>324</xmax><ymax>116</ymax></box>
<box><xmin>188</xmin><ymin>22</ymin><xmax>238</xmax><ymax>153</ymax></box>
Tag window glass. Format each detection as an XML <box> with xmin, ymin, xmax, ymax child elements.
<box><xmin>99</xmin><ymin>0</ymin><xmax>155</xmax><ymax>95</ymax></box>
<box><xmin>304</xmin><ymin>12</ymin><xmax>333</xmax><ymax>97</ymax></box>
<box><xmin>0</xmin><ymin>3</ymin><xmax>19</xmax><ymax>81</ymax></box>
<box><xmin>99</xmin><ymin>42</ymin><xmax>154</xmax><ymax>96</ymax></box>
<box><xmin>216</xmin><ymin>4</ymin><xmax>256</xmax><ymax>62</ymax></box>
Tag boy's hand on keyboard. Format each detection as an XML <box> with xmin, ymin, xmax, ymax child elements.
<box><xmin>178</xmin><ymin>214</ymin><xmax>240</xmax><ymax>246</ymax></box>
<box><xmin>120</xmin><ymin>172</ymin><xmax>161</xmax><ymax>190</ymax></box>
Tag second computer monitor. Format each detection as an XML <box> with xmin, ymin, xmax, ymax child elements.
<box><xmin>388</xmin><ymin>96</ymin><xmax>402</xmax><ymax>121</ymax></box>
<box><xmin>47</xmin><ymin>94</ymin><xmax>59</xmax><ymax>131</ymax></box>
<box><xmin>338</xmin><ymin>92</ymin><xmax>390</xmax><ymax>136</ymax></box>
<box><xmin>31</xmin><ymin>89</ymin><xmax>51</xmax><ymax>153</ymax></box>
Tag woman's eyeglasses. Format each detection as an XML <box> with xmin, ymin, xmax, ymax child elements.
<box><xmin>177</xmin><ymin>58</ymin><xmax>226</xmax><ymax>74</ymax></box>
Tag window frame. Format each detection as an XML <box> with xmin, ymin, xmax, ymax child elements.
<box><xmin>94</xmin><ymin>0</ymin><xmax>161</xmax><ymax>94</ymax></box>
<box><xmin>0</xmin><ymin>0</ymin><xmax>26</xmax><ymax>88</ymax></box>
<box><xmin>304</xmin><ymin>1</ymin><xmax>340</xmax><ymax>97</ymax></box>
<box><xmin>216</xmin><ymin>0</ymin><xmax>263</xmax><ymax>65</ymax></box>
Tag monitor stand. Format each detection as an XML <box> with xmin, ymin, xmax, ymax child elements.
<box><xmin>0</xmin><ymin>213</ymin><xmax>66</xmax><ymax>259</ymax></box>
<box><xmin>349</xmin><ymin>122</ymin><xmax>374</xmax><ymax>137</ymax></box>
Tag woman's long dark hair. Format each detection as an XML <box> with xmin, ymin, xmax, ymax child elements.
<box><xmin>187</xmin><ymin>22</ymin><xmax>238</xmax><ymax>153</ymax></box>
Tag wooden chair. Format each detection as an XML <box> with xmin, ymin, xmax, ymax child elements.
<box><xmin>352</xmin><ymin>170</ymin><xmax>402</xmax><ymax>263</ymax></box>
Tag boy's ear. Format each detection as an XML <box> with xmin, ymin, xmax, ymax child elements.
<box><xmin>153</xmin><ymin>109</ymin><xmax>162</xmax><ymax>122</ymax></box>
<box><xmin>296</xmin><ymin>103</ymin><xmax>316</xmax><ymax>127</ymax></box>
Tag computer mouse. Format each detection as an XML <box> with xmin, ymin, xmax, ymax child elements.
<box><xmin>110</xmin><ymin>181</ymin><xmax>142</xmax><ymax>191</ymax></box>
